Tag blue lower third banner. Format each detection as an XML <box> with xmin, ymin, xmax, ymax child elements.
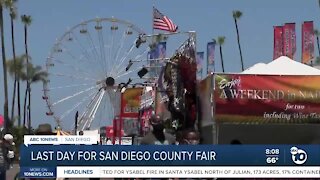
<box><xmin>19</xmin><ymin>145</ymin><xmax>320</xmax><ymax>178</ymax></box>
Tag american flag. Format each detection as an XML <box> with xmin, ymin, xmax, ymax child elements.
<box><xmin>153</xmin><ymin>7</ymin><xmax>178</xmax><ymax>32</ymax></box>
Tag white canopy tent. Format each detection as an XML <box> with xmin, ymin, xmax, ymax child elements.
<box><xmin>242</xmin><ymin>56</ymin><xmax>320</xmax><ymax>75</ymax></box>
<box><xmin>240</xmin><ymin>62</ymin><xmax>269</xmax><ymax>74</ymax></box>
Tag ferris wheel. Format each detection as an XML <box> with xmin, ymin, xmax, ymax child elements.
<box><xmin>42</xmin><ymin>17</ymin><xmax>152</xmax><ymax>131</ymax></box>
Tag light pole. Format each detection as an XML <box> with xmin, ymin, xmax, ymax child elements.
<box><xmin>74</xmin><ymin>111</ymin><xmax>78</xmax><ymax>135</ymax></box>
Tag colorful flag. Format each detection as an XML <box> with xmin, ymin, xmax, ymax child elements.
<box><xmin>273</xmin><ymin>26</ymin><xmax>283</xmax><ymax>59</ymax></box>
<box><xmin>149</xmin><ymin>42</ymin><xmax>166</xmax><ymax>78</ymax></box>
<box><xmin>196</xmin><ymin>52</ymin><xmax>204</xmax><ymax>80</ymax></box>
<box><xmin>283</xmin><ymin>23</ymin><xmax>296</xmax><ymax>59</ymax></box>
<box><xmin>207</xmin><ymin>41</ymin><xmax>216</xmax><ymax>74</ymax></box>
<box><xmin>302</xmin><ymin>21</ymin><xmax>315</xmax><ymax>64</ymax></box>
<box><xmin>153</xmin><ymin>7</ymin><xmax>178</xmax><ymax>32</ymax></box>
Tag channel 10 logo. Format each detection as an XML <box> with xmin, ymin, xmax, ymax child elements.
<box><xmin>290</xmin><ymin>146</ymin><xmax>307</xmax><ymax>165</ymax></box>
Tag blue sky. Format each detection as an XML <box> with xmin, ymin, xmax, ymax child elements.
<box><xmin>0</xmin><ymin>0</ymin><xmax>319</xmax><ymax>130</ymax></box>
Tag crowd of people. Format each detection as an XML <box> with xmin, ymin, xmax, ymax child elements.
<box><xmin>140</xmin><ymin>114</ymin><xmax>200</xmax><ymax>145</ymax></box>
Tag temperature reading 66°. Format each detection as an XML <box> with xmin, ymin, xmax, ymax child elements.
<box><xmin>266</xmin><ymin>157</ymin><xmax>279</xmax><ymax>164</ymax></box>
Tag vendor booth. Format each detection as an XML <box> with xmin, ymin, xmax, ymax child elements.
<box><xmin>206</xmin><ymin>56</ymin><xmax>320</xmax><ymax>144</ymax></box>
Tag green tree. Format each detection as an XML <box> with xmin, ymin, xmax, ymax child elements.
<box><xmin>4</xmin><ymin>0</ymin><xmax>19</xmax><ymax>125</ymax></box>
<box><xmin>0</xmin><ymin>0</ymin><xmax>9</xmax><ymax>132</ymax></box>
<box><xmin>6</xmin><ymin>55</ymin><xmax>28</xmax><ymax>78</ymax></box>
<box><xmin>11</xmin><ymin>125</ymin><xmax>28</xmax><ymax>154</ymax></box>
<box><xmin>21</xmin><ymin>14</ymin><xmax>32</xmax><ymax>131</ymax></box>
<box><xmin>21</xmin><ymin>63</ymin><xmax>48</xmax><ymax>132</ymax></box>
<box><xmin>217</xmin><ymin>36</ymin><xmax>226</xmax><ymax>72</ymax></box>
<box><xmin>7</xmin><ymin>55</ymin><xmax>30</xmax><ymax>129</ymax></box>
<box><xmin>232</xmin><ymin>10</ymin><xmax>244</xmax><ymax>71</ymax></box>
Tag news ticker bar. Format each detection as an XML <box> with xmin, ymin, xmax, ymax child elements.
<box><xmin>21</xmin><ymin>166</ymin><xmax>320</xmax><ymax>178</ymax></box>
<box><xmin>20</xmin><ymin>145</ymin><xmax>317</xmax><ymax>166</ymax></box>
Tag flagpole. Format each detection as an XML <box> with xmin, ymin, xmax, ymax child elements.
<box><xmin>207</xmin><ymin>43</ymin><xmax>210</xmax><ymax>75</ymax></box>
<box><xmin>151</xmin><ymin>4</ymin><xmax>158</xmax><ymax>115</ymax></box>
<box><xmin>213</xmin><ymin>40</ymin><xmax>216</xmax><ymax>73</ymax></box>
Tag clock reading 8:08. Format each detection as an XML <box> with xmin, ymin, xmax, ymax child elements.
<box><xmin>266</xmin><ymin>148</ymin><xmax>280</xmax><ymax>155</ymax></box>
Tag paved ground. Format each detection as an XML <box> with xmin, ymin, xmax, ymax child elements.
<box><xmin>6</xmin><ymin>164</ymin><xmax>113</xmax><ymax>179</ymax></box>
<box><xmin>7</xmin><ymin>163</ymin><xmax>19</xmax><ymax>179</ymax></box>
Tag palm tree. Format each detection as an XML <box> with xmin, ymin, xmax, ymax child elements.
<box><xmin>217</xmin><ymin>36</ymin><xmax>226</xmax><ymax>72</ymax></box>
<box><xmin>6</xmin><ymin>55</ymin><xmax>28</xmax><ymax>126</ymax></box>
<box><xmin>232</xmin><ymin>10</ymin><xmax>244</xmax><ymax>71</ymax></box>
<box><xmin>21</xmin><ymin>14</ymin><xmax>32</xmax><ymax>130</ymax></box>
<box><xmin>4</xmin><ymin>0</ymin><xmax>19</xmax><ymax>125</ymax></box>
<box><xmin>21</xmin><ymin>63</ymin><xmax>47</xmax><ymax>130</ymax></box>
<box><xmin>6</xmin><ymin>55</ymin><xmax>28</xmax><ymax>78</ymax></box>
<box><xmin>314</xmin><ymin>29</ymin><xmax>320</xmax><ymax>57</ymax></box>
<box><xmin>0</xmin><ymin>1</ymin><xmax>9</xmax><ymax>132</ymax></box>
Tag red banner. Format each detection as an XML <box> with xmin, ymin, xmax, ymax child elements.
<box><xmin>214</xmin><ymin>74</ymin><xmax>320</xmax><ymax>123</ymax></box>
<box><xmin>273</xmin><ymin>26</ymin><xmax>283</xmax><ymax>60</ymax></box>
<box><xmin>121</xmin><ymin>88</ymin><xmax>143</xmax><ymax>118</ymax></box>
<box><xmin>302</xmin><ymin>21</ymin><xmax>315</xmax><ymax>64</ymax></box>
<box><xmin>283</xmin><ymin>23</ymin><xmax>296</xmax><ymax>59</ymax></box>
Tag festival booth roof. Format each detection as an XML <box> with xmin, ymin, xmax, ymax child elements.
<box><xmin>242</xmin><ymin>56</ymin><xmax>320</xmax><ymax>75</ymax></box>
<box><xmin>240</xmin><ymin>63</ymin><xmax>269</xmax><ymax>74</ymax></box>
<box><xmin>217</xmin><ymin>56</ymin><xmax>320</xmax><ymax>144</ymax></box>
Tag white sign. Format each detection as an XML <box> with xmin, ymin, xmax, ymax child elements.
<box><xmin>109</xmin><ymin>137</ymin><xmax>132</xmax><ymax>145</ymax></box>
<box><xmin>24</xmin><ymin>135</ymin><xmax>98</xmax><ymax>146</ymax></box>
<box><xmin>123</xmin><ymin>118</ymin><xmax>139</xmax><ymax>135</ymax></box>
<box><xmin>140</xmin><ymin>90</ymin><xmax>154</xmax><ymax>108</ymax></box>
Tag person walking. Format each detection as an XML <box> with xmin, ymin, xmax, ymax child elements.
<box><xmin>0</xmin><ymin>133</ymin><xmax>10</xmax><ymax>180</ymax></box>
<box><xmin>140</xmin><ymin>114</ymin><xmax>175</xmax><ymax>145</ymax></box>
<box><xmin>3</xmin><ymin>133</ymin><xmax>15</xmax><ymax>168</ymax></box>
